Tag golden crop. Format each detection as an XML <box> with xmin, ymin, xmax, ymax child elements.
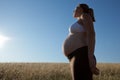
<box><xmin>0</xmin><ymin>63</ymin><xmax>119</xmax><ymax>80</ymax></box>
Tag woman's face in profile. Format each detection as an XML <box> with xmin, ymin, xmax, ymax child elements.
<box><xmin>73</xmin><ymin>7</ymin><xmax>83</xmax><ymax>18</ymax></box>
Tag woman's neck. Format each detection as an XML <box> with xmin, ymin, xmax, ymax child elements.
<box><xmin>77</xmin><ymin>18</ymin><xmax>83</xmax><ymax>26</ymax></box>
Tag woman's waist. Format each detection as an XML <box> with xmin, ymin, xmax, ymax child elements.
<box><xmin>67</xmin><ymin>46</ymin><xmax>88</xmax><ymax>60</ymax></box>
<box><xmin>62</xmin><ymin>43</ymin><xmax>87</xmax><ymax>56</ymax></box>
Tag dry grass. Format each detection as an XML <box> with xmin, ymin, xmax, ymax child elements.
<box><xmin>94</xmin><ymin>63</ymin><xmax>120</xmax><ymax>80</ymax></box>
<box><xmin>0</xmin><ymin>63</ymin><xmax>119</xmax><ymax>80</ymax></box>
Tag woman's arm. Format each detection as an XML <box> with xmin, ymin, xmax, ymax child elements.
<box><xmin>82</xmin><ymin>13</ymin><xmax>95</xmax><ymax>58</ymax></box>
<box><xmin>82</xmin><ymin>14</ymin><xmax>99</xmax><ymax>75</ymax></box>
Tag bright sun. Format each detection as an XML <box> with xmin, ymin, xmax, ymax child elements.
<box><xmin>0</xmin><ymin>35</ymin><xmax>10</xmax><ymax>48</ymax></box>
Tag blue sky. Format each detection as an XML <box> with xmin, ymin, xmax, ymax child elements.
<box><xmin>0</xmin><ymin>0</ymin><xmax>120</xmax><ymax>63</ymax></box>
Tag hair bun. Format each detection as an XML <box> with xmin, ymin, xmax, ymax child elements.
<box><xmin>88</xmin><ymin>8</ymin><xmax>95</xmax><ymax>22</ymax></box>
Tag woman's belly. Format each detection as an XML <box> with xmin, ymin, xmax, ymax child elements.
<box><xmin>62</xmin><ymin>33</ymin><xmax>87</xmax><ymax>56</ymax></box>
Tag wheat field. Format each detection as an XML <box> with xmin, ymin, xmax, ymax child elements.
<box><xmin>0</xmin><ymin>63</ymin><xmax>119</xmax><ymax>80</ymax></box>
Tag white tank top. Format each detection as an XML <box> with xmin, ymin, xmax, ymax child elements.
<box><xmin>69</xmin><ymin>22</ymin><xmax>86</xmax><ymax>34</ymax></box>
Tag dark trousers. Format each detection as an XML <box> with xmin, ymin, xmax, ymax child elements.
<box><xmin>68</xmin><ymin>46</ymin><xmax>93</xmax><ymax>80</ymax></box>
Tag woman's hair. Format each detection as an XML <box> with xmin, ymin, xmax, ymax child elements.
<box><xmin>77</xmin><ymin>3</ymin><xmax>95</xmax><ymax>22</ymax></box>
<box><xmin>89</xmin><ymin>8</ymin><xmax>95</xmax><ymax>22</ymax></box>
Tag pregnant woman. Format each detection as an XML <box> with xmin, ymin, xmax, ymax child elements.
<box><xmin>62</xmin><ymin>3</ymin><xmax>99</xmax><ymax>80</ymax></box>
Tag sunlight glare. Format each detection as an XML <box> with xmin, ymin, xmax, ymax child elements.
<box><xmin>0</xmin><ymin>35</ymin><xmax>11</xmax><ymax>48</ymax></box>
